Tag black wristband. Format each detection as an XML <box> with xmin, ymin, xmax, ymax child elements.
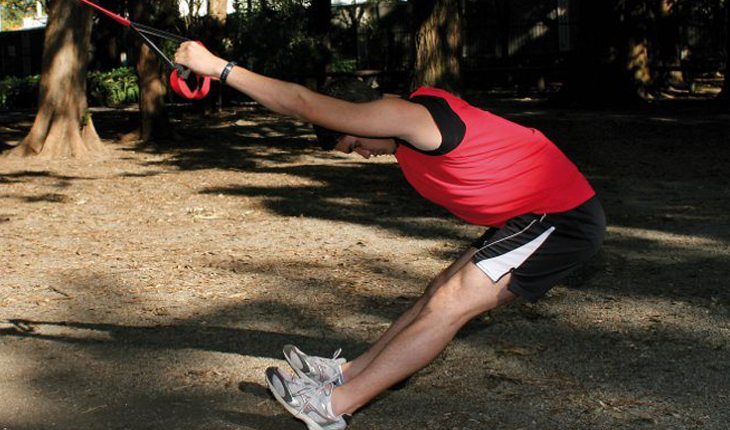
<box><xmin>220</xmin><ymin>61</ymin><xmax>237</xmax><ymax>84</ymax></box>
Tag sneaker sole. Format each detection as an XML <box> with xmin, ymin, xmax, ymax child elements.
<box><xmin>265</xmin><ymin>367</ymin><xmax>343</xmax><ymax>430</ymax></box>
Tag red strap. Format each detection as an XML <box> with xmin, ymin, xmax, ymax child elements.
<box><xmin>78</xmin><ymin>0</ymin><xmax>132</xmax><ymax>27</ymax></box>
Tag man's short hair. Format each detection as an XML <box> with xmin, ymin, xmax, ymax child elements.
<box><xmin>314</xmin><ymin>77</ymin><xmax>383</xmax><ymax>151</ymax></box>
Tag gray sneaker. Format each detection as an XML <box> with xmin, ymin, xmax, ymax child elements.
<box><xmin>265</xmin><ymin>367</ymin><xmax>347</xmax><ymax>430</ymax></box>
<box><xmin>283</xmin><ymin>344</ymin><xmax>346</xmax><ymax>386</ymax></box>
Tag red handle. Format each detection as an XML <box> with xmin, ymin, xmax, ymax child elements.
<box><xmin>170</xmin><ymin>69</ymin><xmax>211</xmax><ymax>100</ymax></box>
<box><xmin>169</xmin><ymin>41</ymin><xmax>211</xmax><ymax>100</ymax></box>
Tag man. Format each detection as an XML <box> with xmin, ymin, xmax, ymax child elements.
<box><xmin>175</xmin><ymin>42</ymin><xmax>605</xmax><ymax>430</ymax></box>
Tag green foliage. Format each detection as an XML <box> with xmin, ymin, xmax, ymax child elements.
<box><xmin>82</xmin><ymin>109</ymin><xmax>91</xmax><ymax>126</ymax></box>
<box><xmin>0</xmin><ymin>74</ymin><xmax>39</xmax><ymax>110</ymax></box>
<box><xmin>330</xmin><ymin>57</ymin><xmax>357</xmax><ymax>73</ymax></box>
<box><xmin>88</xmin><ymin>67</ymin><xmax>140</xmax><ymax>107</ymax></box>
<box><xmin>0</xmin><ymin>0</ymin><xmax>38</xmax><ymax>30</ymax></box>
<box><xmin>0</xmin><ymin>68</ymin><xmax>140</xmax><ymax>110</ymax></box>
<box><xmin>228</xmin><ymin>0</ymin><xmax>325</xmax><ymax>81</ymax></box>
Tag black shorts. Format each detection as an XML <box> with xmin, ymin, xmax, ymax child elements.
<box><xmin>471</xmin><ymin>196</ymin><xmax>606</xmax><ymax>302</ymax></box>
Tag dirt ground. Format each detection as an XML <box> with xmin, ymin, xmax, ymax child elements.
<box><xmin>1</xmin><ymin>97</ymin><xmax>729</xmax><ymax>430</ymax></box>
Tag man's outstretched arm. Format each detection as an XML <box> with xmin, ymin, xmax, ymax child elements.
<box><xmin>174</xmin><ymin>42</ymin><xmax>442</xmax><ymax>151</ymax></box>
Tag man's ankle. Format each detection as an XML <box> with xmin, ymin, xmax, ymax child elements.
<box><xmin>330</xmin><ymin>387</ymin><xmax>353</xmax><ymax>417</ymax></box>
<box><xmin>340</xmin><ymin>361</ymin><xmax>354</xmax><ymax>383</ymax></box>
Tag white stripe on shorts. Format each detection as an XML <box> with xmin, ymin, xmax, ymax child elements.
<box><xmin>475</xmin><ymin>226</ymin><xmax>556</xmax><ymax>283</ymax></box>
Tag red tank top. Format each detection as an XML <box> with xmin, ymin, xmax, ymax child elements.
<box><xmin>394</xmin><ymin>87</ymin><xmax>595</xmax><ymax>227</ymax></box>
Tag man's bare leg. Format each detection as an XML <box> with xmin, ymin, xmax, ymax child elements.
<box><xmin>332</xmin><ymin>261</ymin><xmax>515</xmax><ymax>415</ymax></box>
<box><xmin>340</xmin><ymin>248</ymin><xmax>479</xmax><ymax>381</ymax></box>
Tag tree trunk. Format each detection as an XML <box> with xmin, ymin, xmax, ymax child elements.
<box><xmin>655</xmin><ymin>0</ymin><xmax>684</xmax><ymax>89</ymax></box>
<box><xmin>137</xmin><ymin>43</ymin><xmax>176</xmax><ymax>142</ymax></box>
<box><xmin>411</xmin><ymin>0</ymin><xmax>463</xmax><ymax>95</ymax></box>
<box><xmin>208</xmin><ymin>0</ymin><xmax>228</xmax><ymax>23</ymax></box>
<box><xmin>201</xmin><ymin>0</ymin><xmax>229</xmax><ymax>114</ymax></box>
<box><xmin>7</xmin><ymin>0</ymin><xmax>104</xmax><ymax>158</ymax></box>
<box><xmin>123</xmin><ymin>0</ymin><xmax>177</xmax><ymax>143</ymax></box>
<box><xmin>625</xmin><ymin>0</ymin><xmax>655</xmax><ymax>98</ymax></box>
<box><xmin>308</xmin><ymin>0</ymin><xmax>332</xmax><ymax>87</ymax></box>
<box><xmin>721</xmin><ymin>0</ymin><xmax>730</xmax><ymax>99</ymax></box>
<box><xmin>554</xmin><ymin>0</ymin><xmax>649</xmax><ymax>105</ymax></box>
<box><xmin>495</xmin><ymin>0</ymin><xmax>510</xmax><ymax>60</ymax></box>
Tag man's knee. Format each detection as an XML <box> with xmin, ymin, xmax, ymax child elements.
<box><xmin>423</xmin><ymin>248</ymin><xmax>479</xmax><ymax>298</ymax></box>
<box><xmin>421</xmin><ymin>266</ymin><xmax>514</xmax><ymax>322</ymax></box>
<box><xmin>423</xmin><ymin>273</ymin><xmax>448</xmax><ymax>298</ymax></box>
<box><xmin>422</xmin><ymin>276</ymin><xmax>479</xmax><ymax>321</ymax></box>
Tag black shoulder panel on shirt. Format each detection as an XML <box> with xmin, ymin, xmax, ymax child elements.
<box><xmin>406</xmin><ymin>95</ymin><xmax>466</xmax><ymax>156</ymax></box>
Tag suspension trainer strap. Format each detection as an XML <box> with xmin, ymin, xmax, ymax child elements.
<box><xmin>78</xmin><ymin>0</ymin><xmax>211</xmax><ymax>100</ymax></box>
<box><xmin>78</xmin><ymin>0</ymin><xmax>132</xmax><ymax>27</ymax></box>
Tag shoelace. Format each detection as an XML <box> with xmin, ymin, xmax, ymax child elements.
<box><xmin>289</xmin><ymin>377</ymin><xmax>334</xmax><ymax>418</ymax></box>
<box><xmin>309</xmin><ymin>348</ymin><xmax>344</xmax><ymax>384</ymax></box>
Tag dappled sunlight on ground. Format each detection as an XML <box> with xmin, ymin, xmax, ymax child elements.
<box><xmin>608</xmin><ymin>225</ymin><xmax>729</xmax><ymax>255</ymax></box>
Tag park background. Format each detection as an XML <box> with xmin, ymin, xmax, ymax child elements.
<box><xmin>1</xmin><ymin>1</ymin><xmax>729</xmax><ymax>429</ymax></box>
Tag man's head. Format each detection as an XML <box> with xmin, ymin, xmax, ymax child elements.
<box><xmin>314</xmin><ymin>77</ymin><xmax>383</xmax><ymax>151</ymax></box>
